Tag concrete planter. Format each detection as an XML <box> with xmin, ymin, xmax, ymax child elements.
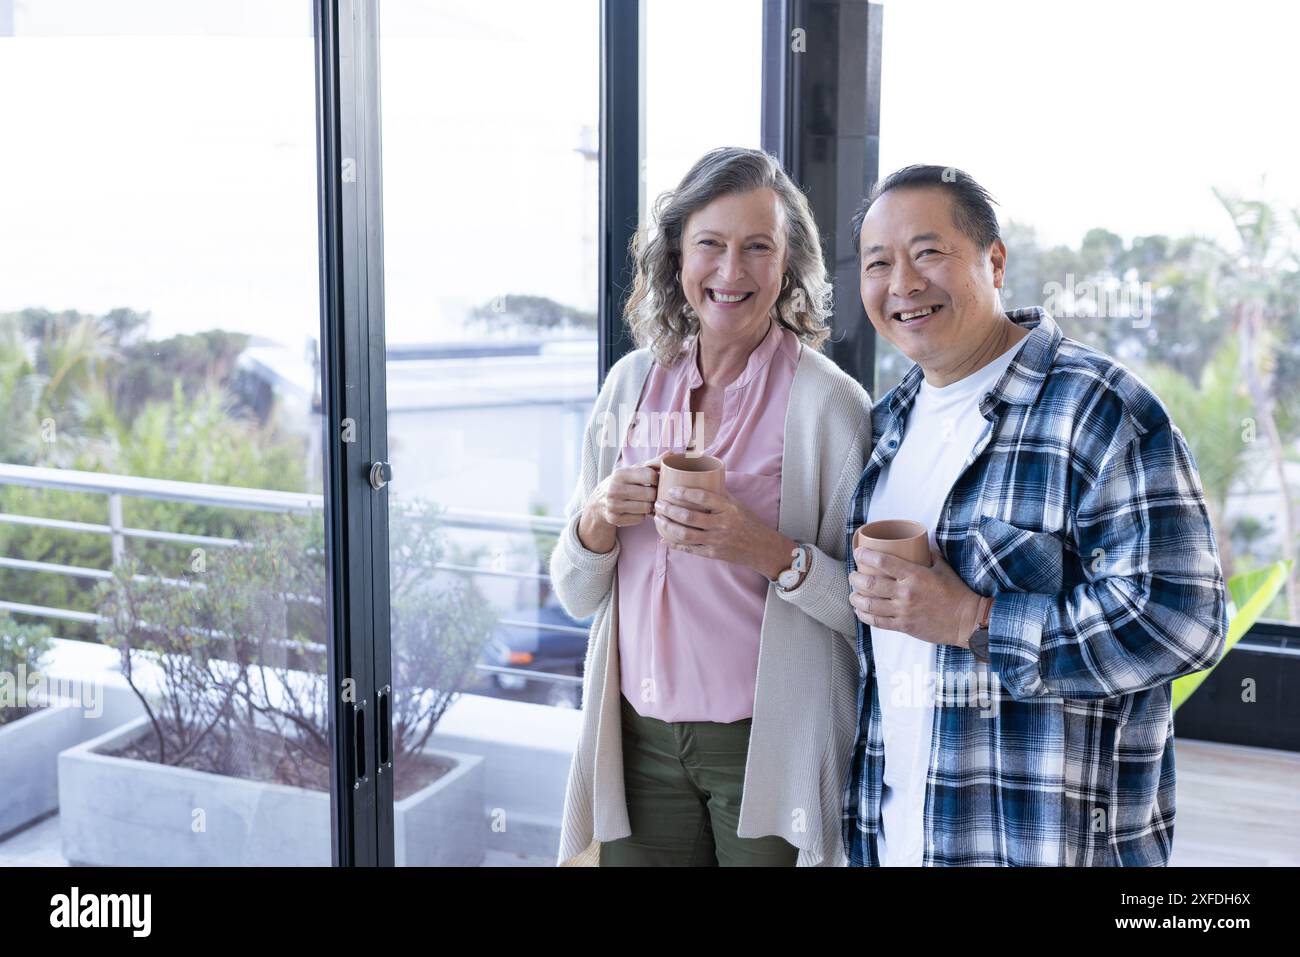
<box><xmin>59</xmin><ymin>715</ymin><xmax>486</xmax><ymax>866</ymax></box>
<box><xmin>0</xmin><ymin>697</ymin><xmax>88</xmax><ymax>839</ymax></box>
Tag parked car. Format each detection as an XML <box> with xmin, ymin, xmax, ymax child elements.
<box><xmin>480</xmin><ymin>594</ymin><xmax>591</xmax><ymax>709</ymax></box>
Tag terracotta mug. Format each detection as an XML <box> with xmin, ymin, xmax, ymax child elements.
<box><xmin>655</xmin><ymin>453</ymin><xmax>725</xmax><ymax>539</ymax></box>
<box><xmin>853</xmin><ymin>519</ymin><xmax>932</xmax><ymax>569</ymax></box>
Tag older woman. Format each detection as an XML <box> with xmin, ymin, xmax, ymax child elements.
<box><xmin>551</xmin><ymin>147</ymin><xmax>871</xmax><ymax>867</ymax></box>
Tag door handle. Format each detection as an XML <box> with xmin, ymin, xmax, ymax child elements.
<box><xmin>377</xmin><ymin>684</ymin><xmax>391</xmax><ymax>770</ymax></box>
<box><xmin>352</xmin><ymin>699</ymin><xmax>367</xmax><ymax>789</ymax></box>
<box><xmin>369</xmin><ymin>461</ymin><xmax>392</xmax><ymax>490</ymax></box>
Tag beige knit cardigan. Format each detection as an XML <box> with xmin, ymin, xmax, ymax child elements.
<box><xmin>551</xmin><ymin>339</ymin><xmax>872</xmax><ymax>867</ymax></box>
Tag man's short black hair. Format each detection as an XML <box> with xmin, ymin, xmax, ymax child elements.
<box><xmin>850</xmin><ymin>165</ymin><xmax>1001</xmax><ymax>257</ymax></box>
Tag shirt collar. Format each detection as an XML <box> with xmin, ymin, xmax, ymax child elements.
<box><xmin>684</xmin><ymin>316</ymin><xmax>784</xmax><ymax>392</ymax></box>
<box><xmin>886</xmin><ymin>307</ymin><xmax>1061</xmax><ymax>416</ymax></box>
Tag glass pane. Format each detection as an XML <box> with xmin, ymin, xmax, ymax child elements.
<box><xmin>0</xmin><ymin>2</ymin><xmax>334</xmax><ymax>865</ymax></box>
<box><xmin>642</xmin><ymin>0</ymin><xmax>763</xmax><ymax>219</ymax></box>
<box><xmin>379</xmin><ymin>0</ymin><xmax>599</xmax><ymax>866</ymax></box>
<box><xmin>875</xmin><ymin>0</ymin><xmax>1300</xmax><ymax>625</ymax></box>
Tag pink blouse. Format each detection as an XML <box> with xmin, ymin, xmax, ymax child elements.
<box><xmin>615</xmin><ymin>317</ymin><xmax>799</xmax><ymax>723</ymax></box>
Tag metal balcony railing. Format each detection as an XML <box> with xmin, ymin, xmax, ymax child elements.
<box><xmin>0</xmin><ymin>462</ymin><xmax>582</xmax><ymax>688</ymax></box>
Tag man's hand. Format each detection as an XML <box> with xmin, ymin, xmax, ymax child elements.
<box><xmin>849</xmin><ymin>543</ymin><xmax>983</xmax><ymax>647</ymax></box>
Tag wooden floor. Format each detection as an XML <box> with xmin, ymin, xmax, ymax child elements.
<box><xmin>1169</xmin><ymin>738</ymin><xmax>1300</xmax><ymax>866</ymax></box>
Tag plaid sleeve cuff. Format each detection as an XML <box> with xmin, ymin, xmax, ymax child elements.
<box><xmin>987</xmin><ymin>590</ymin><xmax>1054</xmax><ymax>699</ymax></box>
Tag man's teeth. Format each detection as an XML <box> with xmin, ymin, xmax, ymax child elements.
<box><xmin>709</xmin><ymin>290</ymin><xmax>750</xmax><ymax>303</ymax></box>
<box><xmin>897</xmin><ymin>306</ymin><xmax>939</xmax><ymax>322</ymax></box>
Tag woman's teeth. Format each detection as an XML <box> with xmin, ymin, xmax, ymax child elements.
<box><xmin>708</xmin><ymin>290</ymin><xmax>752</xmax><ymax>303</ymax></box>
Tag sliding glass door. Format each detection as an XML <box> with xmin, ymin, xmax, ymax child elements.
<box><xmin>0</xmin><ymin>1</ymin><xmax>340</xmax><ymax>865</ymax></box>
<box><xmin>377</xmin><ymin>0</ymin><xmax>600</xmax><ymax>866</ymax></box>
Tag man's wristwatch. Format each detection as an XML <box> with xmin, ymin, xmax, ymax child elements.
<box><xmin>968</xmin><ymin>595</ymin><xmax>994</xmax><ymax>663</ymax></box>
<box><xmin>776</xmin><ymin>543</ymin><xmax>813</xmax><ymax>592</ymax></box>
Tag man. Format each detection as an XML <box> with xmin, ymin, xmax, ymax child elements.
<box><xmin>842</xmin><ymin>165</ymin><xmax>1228</xmax><ymax>866</ymax></box>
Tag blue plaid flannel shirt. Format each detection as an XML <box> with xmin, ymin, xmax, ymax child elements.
<box><xmin>843</xmin><ymin>307</ymin><xmax>1228</xmax><ymax>866</ymax></box>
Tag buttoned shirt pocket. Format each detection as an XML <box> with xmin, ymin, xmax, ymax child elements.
<box><xmin>723</xmin><ymin>469</ymin><xmax>782</xmax><ymax>533</ymax></box>
<box><xmin>967</xmin><ymin>514</ymin><xmax>1066</xmax><ymax>596</ymax></box>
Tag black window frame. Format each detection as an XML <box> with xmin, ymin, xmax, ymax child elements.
<box><xmin>597</xmin><ymin>0</ymin><xmax>641</xmax><ymax>388</ymax></box>
<box><xmin>762</xmin><ymin>0</ymin><xmax>883</xmax><ymax>392</ymax></box>
<box><xmin>315</xmin><ymin>0</ymin><xmax>391</xmax><ymax>866</ymax></box>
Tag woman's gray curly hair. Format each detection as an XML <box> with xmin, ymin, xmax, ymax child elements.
<box><xmin>624</xmin><ymin>147</ymin><xmax>834</xmax><ymax>367</ymax></box>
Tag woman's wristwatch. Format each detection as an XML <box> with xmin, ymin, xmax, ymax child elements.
<box><xmin>776</xmin><ymin>543</ymin><xmax>813</xmax><ymax>592</ymax></box>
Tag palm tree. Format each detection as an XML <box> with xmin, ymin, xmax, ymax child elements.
<box><xmin>1138</xmin><ymin>338</ymin><xmax>1253</xmax><ymax>580</ymax></box>
<box><xmin>0</xmin><ymin>316</ymin><xmax>44</xmax><ymax>464</ymax></box>
<box><xmin>1211</xmin><ymin>188</ymin><xmax>1300</xmax><ymax>616</ymax></box>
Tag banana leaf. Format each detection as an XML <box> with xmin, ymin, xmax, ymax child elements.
<box><xmin>1171</xmin><ymin>558</ymin><xmax>1292</xmax><ymax>711</ymax></box>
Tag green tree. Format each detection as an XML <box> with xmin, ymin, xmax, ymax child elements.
<box><xmin>1137</xmin><ymin>338</ymin><xmax>1253</xmax><ymax>579</ymax></box>
<box><xmin>0</xmin><ymin>308</ymin><xmax>311</xmax><ymax>640</ymax></box>
<box><xmin>1212</xmin><ymin>187</ymin><xmax>1300</xmax><ymax>616</ymax></box>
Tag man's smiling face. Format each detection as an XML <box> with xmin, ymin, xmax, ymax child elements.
<box><xmin>858</xmin><ymin>186</ymin><xmax>1006</xmax><ymax>369</ymax></box>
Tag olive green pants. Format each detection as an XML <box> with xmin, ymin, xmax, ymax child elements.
<box><xmin>599</xmin><ymin>693</ymin><xmax>799</xmax><ymax>866</ymax></box>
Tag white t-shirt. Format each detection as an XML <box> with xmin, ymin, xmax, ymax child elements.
<box><xmin>868</xmin><ymin>335</ymin><xmax>1028</xmax><ymax>866</ymax></box>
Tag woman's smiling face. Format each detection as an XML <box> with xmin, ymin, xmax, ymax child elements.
<box><xmin>679</xmin><ymin>187</ymin><xmax>787</xmax><ymax>341</ymax></box>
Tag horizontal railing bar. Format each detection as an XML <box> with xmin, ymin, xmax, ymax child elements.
<box><xmin>1</xmin><ymin>599</ymin><xmax>585</xmax><ymax>653</ymax></box>
<box><xmin>0</xmin><ymin>559</ymin><xmax>190</xmax><ymax>592</ymax></box>
<box><xmin>0</xmin><ymin>556</ymin><xmax>113</xmax><ymax>580</ymax></box>
<box><xmin>496</xmin><ymin>618</ymin><xmax>590</xmax><ymax>637</ymax></box>
<box><xmin>435</xmin><ymin>507</ymin><xmax>565</xmax><ymax>535</ymax></box>
<box><xmin>119</xmin><ymin>527</ymin><xmax>243</xmax><ymax>548</ymax></box>
<box><xmin>0</xmin><ymin>600</ymin><xmax>102</xmax><ymax>623</ymax></box>
<box><xmin>0</xmin><ymin>552</ymin><xmax>551</xmax><ymax>593</ymax></box>
<box><xmin>0</xmin><ymin>464</ymin><xmax>567</xmax><ymax>536</ymax></box>
<box><xmin>0</xmin><ymin>513</ymin><xmax>114</xmax><ymax>535</ymax></box>
<box><xmin>474</xmin><ymin>663</ymin><xmax>582</xmax><ymax>685</ymax></box>
<box><xmin>434</xmin><ymin>561</ymin><xmax>551</xmax><ymax>584</ymax></box>
<box><xmin>0</xmin><ymin>463</ymin><xmax>321</xmax><ymax>513</ymax></box>
<box><xmin>0</xmin><ymin>512</ymin><xmax>244</xmax><ymax>549</ymax></box>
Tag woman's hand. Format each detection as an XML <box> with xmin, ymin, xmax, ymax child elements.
<box><xmin>653</xmin><ymin>486</ymin><xmax>796</xmax><ymax>580</ymax></box>
<box><xmin>577</xmin><ymin>456</ymin><xmax>662</xmax><ymax>554</ymax></box>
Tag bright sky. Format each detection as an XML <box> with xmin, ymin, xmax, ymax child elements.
<box><xmin>877</xmin><ymin>0</ymin><xmax>1300</xmax><ymax>249</ymax></box>
<box><xmin>0</xmin><ymin>0</ymin><xmax>1294</xmax><ymax>346</ymax></box>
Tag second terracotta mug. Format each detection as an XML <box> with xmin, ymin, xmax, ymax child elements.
<box><xmin>655</xmin><ymin>453</ymin><xmax>725</xmax><ymax>540</ymax></box>
<box><xmin>853</xmin><ymin>519</ymin><xmax>932</xmax><ymax>568</ymax></box>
